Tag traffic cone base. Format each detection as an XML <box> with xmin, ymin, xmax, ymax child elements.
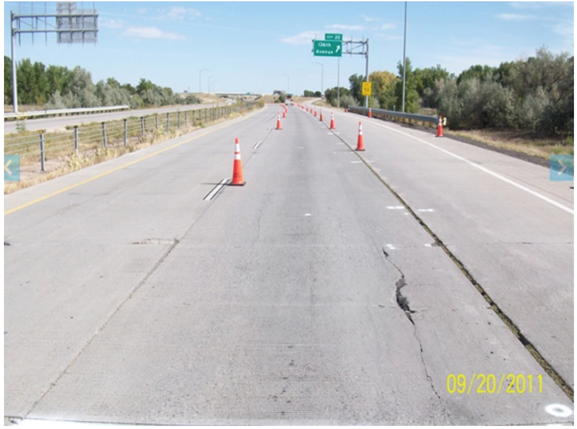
<box><xmin>231</xmin><ymin>138</ymin><xmax>245</xmax><ymax>185</ymax></box>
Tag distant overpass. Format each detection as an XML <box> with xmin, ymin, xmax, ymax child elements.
<box><xmin>214</xmin><ymin>92</ymin><xmax>263</xmax><ymax>99</ymax></box>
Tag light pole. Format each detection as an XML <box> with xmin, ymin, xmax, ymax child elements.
<box><xmin>208</xmin><ymin>75</ymin><xmax>215</xmax><ymax>93</ymax></box>
<box><xmin>313</xmin><ymin>62</ymin><xmax>324</xmax><ymax>96</ymax></box>
<box><xmin>402</xmin><ymin>1</ymin><xmax>407</xmax><ymax>113</ymax></box>
<box><xmin>199</xmin><ymin>68</ymin><xmax>208</xmax><ymax>94</ymax></box>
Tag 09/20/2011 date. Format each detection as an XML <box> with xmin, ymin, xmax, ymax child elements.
<box><xmin>447</xmin><ymin>373</ymin><xmax>543</xmax><ymax>395</ymax></box>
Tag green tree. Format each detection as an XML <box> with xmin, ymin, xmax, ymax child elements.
<box><xmin>349</xmin><ymin>74</ymin><xmax>365</xmax><ymax>104</ymax></box>
<box><xmin>395</xmin><ymin>58</ymin><xmax>419</xmax><ymax>113</ymax></box>
<box><xmin>324</xmin><ymin>86</ymin><xmax>350</xmax><ymax>107</ymax></box>
<box><xmin>457</xmin><ymin>64</ymin><xmax>497</xmax><ymax>84</ymax></box>
<box><xmin>46</xmin><ymin>65</ymin><xmax>72</xmax><ymax>97</ymax></box>
<box><xmin>369</xmin><ymin>70</ymin><xmax>397</xmax><ymax>110</ymax></box>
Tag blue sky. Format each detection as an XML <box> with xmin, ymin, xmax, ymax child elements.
<box><xmin>3</xmin><ymin>1</ymin><xmax>574</xmax><ymax>96</ymax></box>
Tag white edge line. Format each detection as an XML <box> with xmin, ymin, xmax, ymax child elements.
<box><xmin>203</xmin><ymin>178</ymin><xmax>229</xmax><ymax>201</ymax></box>
<box><xmin>369</xmin><ymin>122</ymin><xmax>574</xmax><ymax>215</ymax></box>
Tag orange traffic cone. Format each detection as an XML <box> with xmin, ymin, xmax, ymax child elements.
<box><xmin>282</xmin><ymin>110</ymin><xmax>286</xmax><ymax>119</ymax></box>
<box><xmin>330</xmin><ymin>112</ymin><xmax>335</xmax><ymax>129</ymax></box>
<box><xmin>276</xmin><ymin>114</ymin><xmax>282</xmax><ymax>130</ymax></box>
<box><xmin>231</xmin><ymin>138</ymin><xmax>245</xmax><ymax>186</ymax></box>
<box><xmin>436</xmin><ymin>115</ymin><xmax>443</xmax><ymax>137</ymax></box>
<box><xmin>314</xmin><ymin>109</ymin><xmax>318</xmax><ymax>117</ymax></box>
<box><xmin>368</xmin><ymin>108</ymin><xmax>372</xmax><ymax>118</ymax></box>
<box><xmin>356</xmin><ymin>122</ymin><xmax>365</xmax><ymax>151</ymax></box>
<box><xmin>319</xmin><ymin>110</ymin><xmax>324</xmax><ymax>122</ymax></box>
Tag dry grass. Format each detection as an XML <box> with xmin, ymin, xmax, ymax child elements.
<box><xmin>447</xmin><ymin>129</ymin><xmax>574</xmax><ymax>159</ymax></box>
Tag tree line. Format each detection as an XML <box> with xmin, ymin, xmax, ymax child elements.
<box><xmin>321</xmin><ymin>48</ymin><xmax>573</xmax><ymax>139</ymax></box>
<box><xmin>4</xmin><ymin>56</ymin><xmax>201</xmax><ymax>110</ymax></box>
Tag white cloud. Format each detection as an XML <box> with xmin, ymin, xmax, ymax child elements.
<box><xmin>509</xmin><ymin>2</ymin><xmax>573</xmax><ymax>10</ymax></box>
<box><xmin>550</xmin><ymin>21</ymin><xmax>574</xmax><ymax>38</ymax></box>
<box><xmin>377</xmin><ymin>23</ymin><xmax>396</xmax><ymax>31</ymax></box>
<box><xmin>496</xmin><ymin>13</ymin><xmax>536</xmax><ymax>21</ymax></box>
<box><xmin>326</xmin><ymin>24</ymin><xmax>365</xmax><ymax>31</ymax></box>
<box><xmin>162</xmin><ymin>6</ymin><xmax>202</xmax><ymax>21</ymax></box>
<box><xmin>100</xmin><ymin>18</ymin><xmax>123</xmax><ymax>29</ymax></box>
<box><xmin>123</xmin><ymin>27</ymin><xmax>185</xmax><ymax>41</ymax></box>
<box><xmin>360</xmin><ymin>14</ymin><xmax>381</xmax><ymax>22</ymax></box>
<box><xmin>281</xmin><ymin>31</ymin><xmax>320</xmax><ymax>45</ymax></box>
<box><xmin>376</xmin><ymin>34</ymin><xmax>402</xmax><ymax>41</ymax></box>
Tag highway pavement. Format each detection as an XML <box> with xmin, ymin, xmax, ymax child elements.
<box><xmin>4</xmin><ymin>103</ymin><xmax>574</xmax><ymax>425</ymax></box>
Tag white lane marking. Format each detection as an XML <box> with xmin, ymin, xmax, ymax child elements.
<box><xmin>417</xmin><ymin>208</ymin><xmax>435</xmax><ymax>212</ymax></box>
<box><xmin>387</xmin><ymin>206</ymin><xmax>404</xmax><ymax>210</ymax></box>
<box><xmin>203</xmin><ymin>178</ymin><xmax>229</xmax><ymax>201</ymax></box>
<box><xmin>351</xmin><ymin>161</ymin><xmax>362</xmax><ymax>164</ymax></box>
<box><xmin>304</xmin><ymin>213</ymin><xmax>312</xmax><ymax>216</ymax></box>
<box><xmin>368</xmin><ymin>122</ymin><xmax>574</xmax><ymax>215</ymax></box>
<box><xmin>253</xmin><ymin>140</ymin><xmax>263</xmax><ymax>150</ymax></box>
<box><xmin>385</xmin><ymin>243</ymin><xmax>396</xmax><ymax>250</ymax></box>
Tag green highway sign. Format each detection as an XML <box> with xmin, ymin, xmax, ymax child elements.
<box><xmin>325</xmin><ymin>33</ymin><xmax>342</xmax><ymax>41</ymax></box>
<box><xmin>313</xmin><ymin>40</ymin><xmax>342</xmax><ymax>57</ymax></box>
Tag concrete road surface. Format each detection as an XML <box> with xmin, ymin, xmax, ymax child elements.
<box><xmin>4</xmin><ymin>104</ymin><xmax>573</xmax><ymax>425</ymax></box>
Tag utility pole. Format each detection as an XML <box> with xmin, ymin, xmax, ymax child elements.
<box><xmin>10</xmin><ymin>12</ymin><xmax>18</xmax><ymax>113</ymax></box>
<box><xmin>402</xmin><ymin>1</ymin><xmax>407</xmax><ymax>113</ymax></box>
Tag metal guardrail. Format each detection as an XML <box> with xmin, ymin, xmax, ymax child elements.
<box><xmin>4</xmin><ymin>105</ymin><xmax>130</xmax><ymax>121</ymax></box>
<box><xmin>347</xmin><ymin>106</ymin><xmax>438</xmax><ymax>127</ymax></box>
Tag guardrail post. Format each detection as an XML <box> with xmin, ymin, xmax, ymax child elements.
<box><xmin>155</xmin><ymin>115</ymin><xmax>158</xmax><ymax>130</ymax></box>
<box><xmin>141</xmin><ymin>117</ymin><xmax>145</xmax><ymax>135</ymax></box>
<box><xmin>39</xmin><ymin>132</ymin><xmax>45</xmax><ymax>172</ymax></box>
<box><xmin>102</xmin><ymin>122</ymin><xmax>107</xmax><ymax>148</ymax></box>
<box><xmin>166</xmin><ymin>113</ymin><xmax>170</xmax><ymax>132</ymax></box>
<box><xmin>177</xmin><ymin>111</ymin><xmax>181</xmax><ymax>128</ymax></box>
<box><xmin>184</xmin><ymin>111</ymin><xmax>188</xmax><ymax>125</ymax></box>
<box><xmin>123</xmin><ymin>119</ymin><xmax>127</xmax><ymax>147</ymax></box>
<box><xmin>74</xmin><ymin>126</ymin><xmax>79</xmax><ymax>154</ymax></box>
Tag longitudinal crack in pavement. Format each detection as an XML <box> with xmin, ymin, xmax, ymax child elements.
<box><xmin>325</xmin><ymin>116</ymin><xmax>574</xmax><ymax>402</ymax></box>
<box><xmin>381</xmin><ymin>247</ymin><xmax>443</xmax><ymax>406</ymax></box>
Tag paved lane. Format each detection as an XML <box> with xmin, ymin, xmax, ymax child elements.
<box><xmin>313</xmin><ymin>105</ymin><xmax>574</xmax><ymax>390</ymax></box>
<box><xmin>4</xmin><ymin>104</ymin><xmax>573</xmax><ymax>425</ymax></box>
